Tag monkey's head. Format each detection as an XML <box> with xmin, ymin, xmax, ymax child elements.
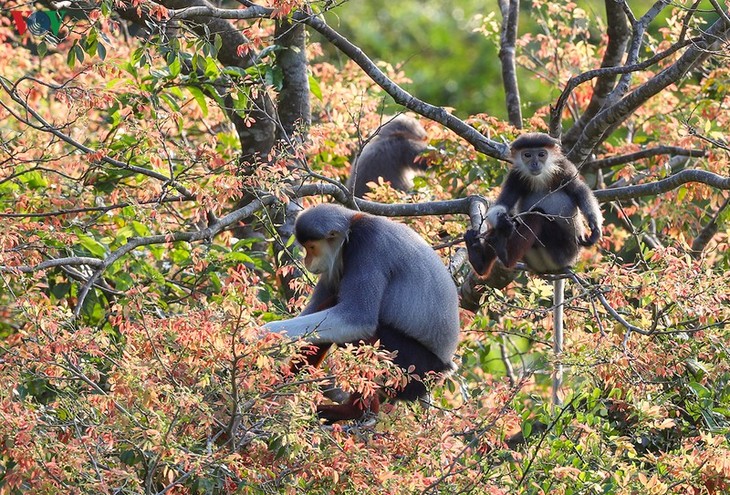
<box><xmin>294</xmin><ymin>204</ymin><xmax>353</xmax><ymax>278</ymax></box>
<box><xmin>510</xmin><ymin>133</ymin><xmax>563</xmax><ymax>186</ymax></box>
<box><xmin>378</xmin><ymin>114</ymin><xmax>428</xmax><ymax>142</ymax></box>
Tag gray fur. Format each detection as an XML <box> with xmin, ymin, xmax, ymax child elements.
<box><xmin>499</xmin><ymin>133</ymin><xmax>603</xmax><ymax>272</ymax></box>
<box><xmin>346</xmin><ymin>115</ymin><xmax>429</xmax><ymax>198</ymax></box>
<box><xmin>264</xmin><ymin>203</ymin><xmax>460</xmax><ymax>366</ymax></box>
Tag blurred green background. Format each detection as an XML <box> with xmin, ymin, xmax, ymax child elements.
<box><xmin>321</xmin><ymin>0</ymin><xmax>663</xmax><ymax>119</ymax></box>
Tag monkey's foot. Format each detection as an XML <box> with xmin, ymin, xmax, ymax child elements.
<box><xmin>465</xmin><ymin>229</ymin><xmax>497</xmax><ymax>277</ymax></box>
<box><xmin>316</xmin><ymin>394</ymin><xmax>380</xmax><ymax>424</ymax></box>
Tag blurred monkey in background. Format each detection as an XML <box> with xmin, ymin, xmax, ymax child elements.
<box><xmin>347</xmin><ymin>115</ymin><xmax>431</xmax><ymax>198</ymax></box>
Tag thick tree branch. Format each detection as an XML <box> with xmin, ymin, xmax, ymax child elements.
<box><xmin>160</xmin><ymin>0</ymin><xmax>276</xmax><ymax>163</ymax></box>
<box><xmin>16</xmin><ymin>166</ymin><xmax>729</xmax><ymax>316</ymax></box>
<box><xmin>498</xmin><ymin>0</ymin><xmax>522</xmax><ymax>128</ymax></box>
<box><xmin>274</xmin><ymin>19</ymin><xmax>311</xmax><ymax>145</ymax></box>
<box><xmin>167</xmin><ymin>5</ymin><xmax>510</xmax><ymax>160</ymax></box>
<box><xmin>584</xmin><ymin>146</ymin><xmax>707</xmax><ymax>170</ymax></box>
<box><xmin>558</xmin><ymin>0</ymin><xmax>630</xmax><ymax>142</ymax></box>
<box><xmin>595</xmin><ymin>169</ymin><xmax>730</xmax><ymax>202</ymax></box>
<box><xmin>567</xmin><ymin>12</ymin><xmax>730</xmax><ymax>164</ymax></box>
<box><xmin>552</xmin><ymin>37</ymin><xmax>696</xmax><ymax>143</ymax></box>
<box><xmin>607</xmin><ymin>0</ymin><xmax>670</xmax><ymax>106</ymax></box>
<box><xmin>691</xmin><ymin>197</ymin><xmax>729</xmax><ymax>257</ymax></box>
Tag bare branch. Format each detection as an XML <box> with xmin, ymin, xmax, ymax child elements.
<box><xmin>0</xmin><ymin>197</ymin><xmax>189</xmax><ymax>219</ymax></box>
<box><xmin>498</xmin><ymin>0</ymin><xmax>522</xmax><ymax>128</ymax></box>
<box><xmin>2</xmin><ymin>257</ymin><xmax>103</xmax><ymax>273</ymax></box>
<box><xmin>557</xmin><ymin>0</ymin><xmax>630</xmax><ymax>141</ymax></box>
<box><xmin>595</xmin><ymin>169</ymin><xmax>730</xmax><ymax>202</ymax></box>
<box><xmin>584</xmin><ymin>146</ymin><xmax>707</xmax><ymax>170</ymax></box>
<box><xmin>567</xmin><ymin>13</ymin><xmax>730</xmax><ymax>164</ymax></box>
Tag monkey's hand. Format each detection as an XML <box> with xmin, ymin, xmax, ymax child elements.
<box><xmin>486</xmin><ymin>205</ymin><xmax>513</xmax><ymax>233</ymax></box>
<box><xmin>578</xmin><ymin>223</ymin><xmax>601</xmax><ymax>247</ymax></box>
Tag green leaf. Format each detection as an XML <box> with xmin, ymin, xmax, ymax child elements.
<box><xmin>225</xmin><ymin>252</ymin><xmax>255</xmax><ymax>264</ymax></box>
<box><xmin>522</xmin><ymin>420</ymin><xmax>533</xmax><ymax>439</ymax></box>
<box><xmin>37</xmin><ymin>40</ymin><xmax>48</xmax><ymax>58</ymax></box>
<box><xmin>169</xmin><ymin>56</ymin><xmax>181</xmax><ymax>77</ymax></box>
<box><xmin>19</xmin><ymin>170</ymin><xmax>48</xmax><ymax>189</ymax></box>
<box><xmin>187</xmin><ymin>86</ymin><xmax>209</xmax><ymax>117</ymax></box>
<box><xmin>677</xmin><ymin>186</ymin><xmax>688</xmax><ymax>202</ymax></box>
<box><xmin>309</xmin><ymin>74</ymin><xmax>323</xmax><ymax>101</ymax></box>
<box><xmin>77</xmin><ymin>235</ymin><xmax>107</xmax><ymax>257</ymax></box>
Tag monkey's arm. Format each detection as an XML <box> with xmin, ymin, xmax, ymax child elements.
<box><xmin>486</xmin><ymin>172</ymin><xmax>524</xmax><ymax>229</ymax></box>
<box><xmin>263</xmin><ymin>308</ymin><xmax>375</xmax><ymax>343</ymax></box>
<box><xmin>264</xmin><ymin>255</ymin><xmax>386</xmax><ymax>343</ymax></box>
<box><xmin>300</xmin><ymin>282</ymin><xmax>337</xmax><ymax>316</ymax></box>
<box><xmin>564</xmin><ymin>179</ymin><xmax>603</xmax><ymax>246</ymax></box>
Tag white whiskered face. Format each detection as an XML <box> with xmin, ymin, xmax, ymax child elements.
<box><xmin>303</xmin><ymin>240</ymin><xmax>328</xmax><ymax>274</ymax></box>
<box><xmin>302</xmin><ymin>237</ymin><xmax>343</xmax><ymax>277</ymax></box>
<box><xmin>514</xmin><ymin>147</ymin><xmax>559</xmax><ymax>188</ymax></box>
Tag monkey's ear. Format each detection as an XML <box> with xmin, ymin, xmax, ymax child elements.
<box><xmin>326</xmin><ymin>230</ymin><xmax>339</xmax><ymax>239</ymax></box>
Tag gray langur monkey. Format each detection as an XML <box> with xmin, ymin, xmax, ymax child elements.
<box><xmin>346</xmin><ymin>115</ymin><xmax>430</xmax><ymax>198</ymax></box>
<box><xmin>264</xmin><ymin>203</ymin><xmax>460</xmax><ymax>423</ymax></box>
<box><xmin>465</xmin><ymin>132</ymin><xmax>603</xmax><ymax>277</ymax></box>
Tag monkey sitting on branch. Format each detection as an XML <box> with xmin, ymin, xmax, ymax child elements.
<box><xmin>465</xmin><ymin>132</ymin><xmax>603</xmax><ymax>277</ymax></box>
<box><xmin>264</xmin><ymin>203</ymin><xmax>460</xmax><ymax>423</ymax></box>
<box><xmin>346</xmin><ymin>115</ymin><xmax>431</xmax><ymax>198</ymax></box>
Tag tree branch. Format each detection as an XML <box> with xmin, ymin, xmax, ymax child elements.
<box><xmin>557</xmin><ymin>0</ymin><xmax>630</xmax><ymax>142</ymax></box>
<box><xmin>274</xmin><ymin>19</ymin><xmax>311</xmax><ymax>144</ymax></box>
<box><xmin>2</xmin><ymin>257</ymin><xmax>104</xmax><ymax>272</ymax></box>
<box><xmin>498</xmin><ymin>0</ymin><xmax>522</xmax><ymax>128</ymax></box>
<box><xmin>691</xmin><ymin>196</ymin><xmax>729</xmax><ymax>257</ymax></box>
<box><xmin>607</xmin><ymin>0</ymin><xmax>670</xmax><ymax>106</ymax></box>
<box><xmin>553</xmin><ymin>37</ymin><xmax>696</xmax><ymax>144</ymax></box>
<box><xmin>166</xmin><ymin>5</ymin><xmax>510</xmax><ymax>160</ymax></box>
<box><xmin>594</xmin><ymin>169</ymin><xmax>730</xmax><ymax>202</ymax></box>
<box><xmin>567</xmin><ymin>12</ymin><xmax>730</xmax><ymax>164</ymax></box>
<box><xmin>160</xmin><ymin>0</ymin><xmax>276</xmax><ymax>163</ymax></box>
<box><xmin>584</xmin><ymin>146</ymin><xmax>707</xmax><ymax>170</ymax></box>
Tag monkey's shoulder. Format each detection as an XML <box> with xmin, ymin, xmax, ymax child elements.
<box><xmin>345</xmin><ymin>215</ymin><xmax>431</xmax><ymax>256</ymax></box>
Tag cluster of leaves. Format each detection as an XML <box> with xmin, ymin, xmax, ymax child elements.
<box><xmin>0</xmin><ymin>0</ymin><xmax>729</xmax><ymax>493</ymax></box>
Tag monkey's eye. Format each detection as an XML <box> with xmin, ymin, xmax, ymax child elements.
<box><xmin>523</xmin><ymin>151</ymin><xmax>532</xmax><ymax>158</ymax></box>
<box><xmin>538</xmin><ymin>150</ymin><xmax>547</xmax><ymax>158</ymax></box>
<box><xmin>304</xmin><ymin>242</ymin><xmax>319</xmax><ymax>256</ymax></box>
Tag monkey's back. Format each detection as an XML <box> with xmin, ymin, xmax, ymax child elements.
<box><xmin>346</xmin><ymin>116</ymin><xmax>429</xmax><ymax>198</ymax></box>
<box><xmin>340</xmin><ymin>214</ymin><xmax>460</xmax><ymax>364</ymax></box>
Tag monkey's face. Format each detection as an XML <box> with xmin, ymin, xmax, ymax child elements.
<box><xmin>517</xmin><ymin>148</ymin><xmax>550</xmax><ymax>176</ymax></box>
<box><xmin>302</xmin><ymin>236</ymin><xmax>342</xmax><ymax>275</ymax></box>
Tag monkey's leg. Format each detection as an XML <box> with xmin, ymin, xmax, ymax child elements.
<box><xmin>317</xmin><ymin>392</ymin><xmax>381</xmax><ymax>424</ymax></box>
<box><xmin>498</xmin><ymin>213</ymin><xmax>545</xmax><ymax>267</ymax></box>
